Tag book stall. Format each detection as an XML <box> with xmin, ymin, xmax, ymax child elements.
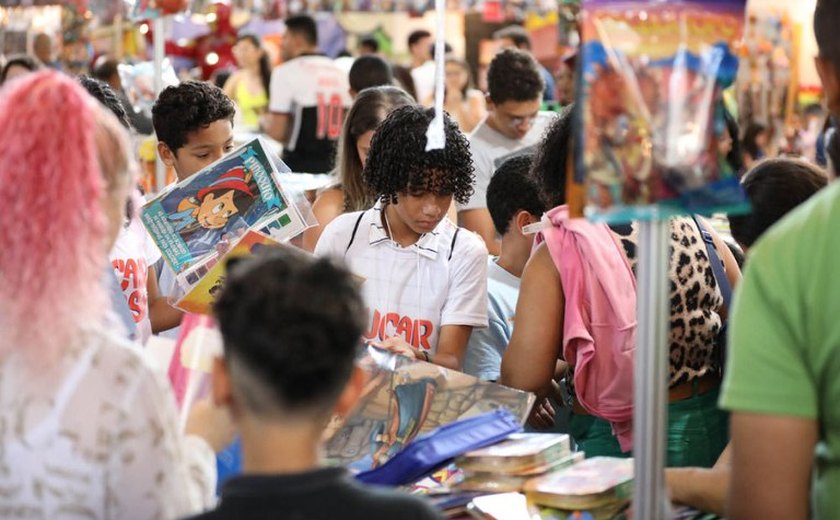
<box><xmin>1</xmin><ymin>0</ymin><xmax>806</xmax><ymax>517</ymax></box>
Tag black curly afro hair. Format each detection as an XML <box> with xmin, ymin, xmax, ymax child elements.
<box><xmin>531</xmin><ymin>104</ymin><xmax>574</xmax><ymax>208</ymax></box>
<box><xmin>152</xmin><ymin>80</ymin><xmax>235</xmax><ymax>153</ymax></box>
<box><xmin>363</xmin><ymin>105</ymin><xmax>475</xmax><ymax>205</ymax></box>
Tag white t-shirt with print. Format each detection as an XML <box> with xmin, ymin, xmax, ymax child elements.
<box><xmin>110</xmin><ymin>217</ymin><xmax>162</xmax><ymax>344</ymax></box>
<box><xmin>315</xmin><ymin>201</ymin><xmax>489</xmax><ymax>354</ymax></box>
<box><xmin>460</xmin><ymin>112</ymin><xmax>556</xmax><ymax>212</ymax></box>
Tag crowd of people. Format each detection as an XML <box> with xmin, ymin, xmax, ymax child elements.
<box><xmin>3</xmin><ymin>3</ymin><xmax>840</xmax><ymax>519</ymax></box>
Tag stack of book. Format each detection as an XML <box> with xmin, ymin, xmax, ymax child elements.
<box><xmin>524</xmin><ymin>457</ymin><xmax>633</xmax><ymax>520</ymax></box>
<box><xmin>455</xmin><ymin>434</ymin><xmax>583</xmax><ymax>493</ymax></box>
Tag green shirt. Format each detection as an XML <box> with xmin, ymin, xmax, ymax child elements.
<box><xmin>720</xmin><ymin>181</ymin><xmax>840</xmax><ymax>519</ymax></box>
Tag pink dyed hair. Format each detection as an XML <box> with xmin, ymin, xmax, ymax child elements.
<box><xmin>0</xmin><ymin>70</ymin><xmax>118</xmax><ymax>362</ymax></box>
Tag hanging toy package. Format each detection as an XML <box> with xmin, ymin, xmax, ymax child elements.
<box><xmin>578</xmin><ymin>0</ymin><xmax>749</xmax><ymax>222</ymax></box>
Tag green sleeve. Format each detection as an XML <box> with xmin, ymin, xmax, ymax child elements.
<box><xmin>719</xmin><ymin>241</ymin><xmax>817</xmax><ymax>418</ymax></box>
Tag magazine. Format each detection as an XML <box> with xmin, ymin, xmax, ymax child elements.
<box><xmin>141</xmin><ymin>137</ymin><xmax>306</xmax><ymax>288</ymax></box>
<box><xmin>174</xmin><ymin>230</ymin><xmax>280</xmax><ymax>315</ymax></box>
<box><xmin>324</xmin><ymin>346</ymin><xmax>535</xmax><ymax>473</ymax></box>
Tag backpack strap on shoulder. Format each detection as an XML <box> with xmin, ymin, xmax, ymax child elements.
<box><xmin>345</xmin><ymin>211</ymin><xmax>366</xmax><ymax>256</ymax></box>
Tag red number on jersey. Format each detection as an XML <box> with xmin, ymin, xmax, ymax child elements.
<box><xmin>316</xmin><ymin>93</ymin><xmax>344</xmax><ymax>140</ymax></box>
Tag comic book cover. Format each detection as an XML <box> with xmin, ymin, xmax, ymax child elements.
<box><xmin>324</xmin><ymin>346</ymin><xmax>535</xmax><ymax>473</ymax></box>
<box><xmin>174</xmin><ymin>230</ymin><xmax>280</xmax><ymax>315</ymax></box>
<box><xmin>141</xmin><ymin>138</ymin><xmax>306</xmax><ymax>283</ymax></box>
<box><xmin>578</xmin><ymin>0</ymin><xmax>749</xmax><ymax>222</ymax></box>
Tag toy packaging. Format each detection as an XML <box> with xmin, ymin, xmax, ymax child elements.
<box><xmin>577</xmin><ymin>0</ymin><xmax>749</xmax><ymax>222</ymax></box>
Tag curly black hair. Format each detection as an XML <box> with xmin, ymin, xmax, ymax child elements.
<box><xmin>78</xmin><ymin>75</ymin><xmax>131</xmax><ymax>130</ymax></box>
<box><xmin>487</xmin><ymin>48</ymin><xmax>544</xmax><ymax>105</ymax></box>
<box><xmin>487</xmin><ymin>153</ymin><xmax>546</xmax><ymax>234</ymax></box>
<box><xmin>152</xmin><ymin>80</ymin><xmax>235</xmax><ymax>153</ymax></box>
<box><xmin>363</xmin><ymin>105</ymin><xmax>475</xmax><ymax>205</ymax></box>
<box><xmin>214</xmin><ymin>246</ymin><xmax>366</xmax><ymax>416</ymax></box>
<box><xmin>531</xmin><ymin>104</ymin><xmax>573</xmax><ymax>208</ymax></box>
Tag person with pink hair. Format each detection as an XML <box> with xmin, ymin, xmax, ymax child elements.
<box><xmin>0</xmin><ymin>70</ymin><xmax>227</xmax><ymax>518</ymax></box>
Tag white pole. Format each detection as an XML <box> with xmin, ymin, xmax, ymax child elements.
<box><xmin>633</xmin><ymin>218</ymin><xmax>670</xmax><ymax>520</ymax></box>
<box><xmin>153</xmin><ymin>16</ymin><xmax>166</xmax><ymax>192</ymax></box>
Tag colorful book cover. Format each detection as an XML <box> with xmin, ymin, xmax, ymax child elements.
<box><xmin>459</xmin><ymin>452</ymin><xmax>584</xmax><ymax>493</ymax></box>
<box><xmin>174</xmin><ymin>230</ymin><xmax>280</xmax><ymax>315</ymax></box>
<box><xmin>525</xmin><ymin>457</ymin><xmax>633</xmax><ymax>510</ymax></box>
<box><xmin>141</xmin><ymin>138</ymin><xmax>306</xmax><ymax>284</ymax></box>
<box><xmin>578</xmin><ymin>0</ymin><xmax>749</xmax><ymax>222</ymax></box>
<box><xmin>324</xmin><ymin>346</ymin><xmax>535</xmax><ymax>473</ymax></box>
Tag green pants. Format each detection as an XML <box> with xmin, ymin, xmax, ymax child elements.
<box><xmin>569</xmin><ymin>387</ymin><xmax>729</xmax><ymax>468</ymax></box>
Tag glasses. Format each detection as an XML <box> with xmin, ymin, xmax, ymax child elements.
<box><xmin>502</xmin><ymin>113</ymin><xmax>539</xmax><ymax>128</ymax></box>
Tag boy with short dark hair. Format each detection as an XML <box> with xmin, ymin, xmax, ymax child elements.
<box><xmin>348</xmin><ymin>55</ymin><xmax>394</xmax><ymax>98</ymax></box>
<box><xmin>315</xmin><ymin>106</ymin><xmax>488</xmax><ymax>372</ymax></box>
<box><xmin>458</xmin><ymin>48</ymin><xmax>555</xmax><ymax>255</ymax></box>
<box><xmin>264</xmin><ymin>13</ymin><xmax>351</xmax><ymax>173</ymax></box>
<box><xmin>463</xmin><ymin>154</ymin><xmax>545</xmax><ymax>380</ymax></box>
<box><xmin>151</xmin><ymin>80</ymin><xmax>237</xmax><ymax>335</ymax></box>
<box><xmin>184</xmin><ymin>247</ymin><xmax>442</xmax><ymax>520</ymax></box>
<box><xmin>152</xmin><ymin>80</ymin><xmax>236</xmax><ymax>182</ymax></box>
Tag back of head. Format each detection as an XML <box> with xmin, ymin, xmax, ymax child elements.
<box><xmin>532</xmin><ymin>104</ymin><xmax>574</xmax><ymax>208</ymax></box>
<box><xmin>493</xmin><ymin>25</ymin><xmax>531</xmax><ymax>50</ymax></box>
<box><xmin>79</xmin><ymin>75</ymin><xmax>131</xmax><ymax>130</ymax></box>
<box><xmin>729</xmin><ymin>158</ymin><xmax>828</xmax><ymax>249</ymax></box>
<box><xmin>349</xmin><ymin>55</ymin><xmax>394</xmax><ymax>94</ymax></box>
<box><xmin>338</xmin><ymin>86</ymin><xmax>415</xmax><ymax>211</ymax></box>
<box><xmin>487</xmin><ymin>153</ymin><xmax>545</xmax><ymax>235</ymax></box>
<box><xmin>0</xmin><ymin>70</ymin><xmax>131</xmax><ymax>363</ymax></box>
<box><xmin>152</xmin><ymin>80</ymin><xmax>235</xmax><ymax>152</ymax></box>
<box><xmin>285</xmin><ymin>14</ymin><xmax>318</xmax><ymax>47</ymax></box>
<box><xmin>0</xmin><ymin>54</ymin><xmax>41</xmax><ymax>85</ymax></box>
<box><xmin>487</xmin><ymin>48</ymin><xmax>544</xmax><ymax>105</ymax></box>
<box><xmin>91</xmin><ymin>56</ymin><xmax>120</xmax><ymax>83</ymax></box>
<box><xmin>359</xmin><ymin>36</ymin><xmax>379</xmax><ymax>54</ymax></box>
<box><xmin>363</xmin><ymin>105</ymin><xmax>474</xmax><ymax>205</ymax></box>
<box><xmin>214</xmin><ymin>247</ymin><xmax>366</xmax><ymax>418</ymax></box>
<box><xmin>407</xmin><ymin>29</ymin><xmax>431</xmax><ymax>49</ymax></box>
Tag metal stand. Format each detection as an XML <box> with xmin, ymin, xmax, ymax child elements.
<box><xmin>633</xmin><ymin>218</ymin><xmax>670</xmax><ymax>520</ymax></box>
<box><xmin>153</xmin><ymin>16</ymin><xmax>166</xmax><ymax>192</ymax></box>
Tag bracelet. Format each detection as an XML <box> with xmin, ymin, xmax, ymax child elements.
<box><xmin>420</xmin><ymin>350</ymin><xmax>430</xmax><ymax>362</ymax></box>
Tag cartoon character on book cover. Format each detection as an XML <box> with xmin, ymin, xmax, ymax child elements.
<box><xmin>142</xmin><ymin>139</ymin><xmax>298</xmax><ymax>276</ymax></box>
<box><xmin>324</xmin><ymin>347</ymin><xmax>535</xmax><ymax>472</ymax></box>
<box><xmin>168</xmin><ymin>166</ymin><xmax>259</xmax><ymax>241</ymax></box>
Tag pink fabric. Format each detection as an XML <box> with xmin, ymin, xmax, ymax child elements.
<box><xmin>542</xmin><ymin>206</ymin><xmax>637</xmax><ymax>452</ymax></box>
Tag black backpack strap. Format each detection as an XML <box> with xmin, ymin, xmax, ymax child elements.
<box><xmin>448</xmin><ymin>228</ymin><xmax>461</xmax><ymax>261</ymax></box>
<box><xmin>345</xmin><ymin>212</ymin><xmax>366</xmax><ymax>256</ymax></box>
<box><xmin>691</xmin><ymin>215</ymin><xmax>732</xmax><ymax>308</ymax></box>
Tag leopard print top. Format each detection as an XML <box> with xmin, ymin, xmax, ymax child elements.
<box><xmin>609</xmin><ymin>217</ymin><xmax>724</xmax><ymax>387</ymax></box>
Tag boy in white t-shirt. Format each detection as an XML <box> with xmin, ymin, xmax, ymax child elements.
<box><xmin>152</xmin><ymin>81</ymin><xmax>237</xmax><ymax>339</ymax></box>
<box><xmin>315</xmin><ymin>106</ymin><xmax>488</xmax><ymax>371</ymax></box>
<box><xmin>462</xmin><ymin>153</ymin><xmax>545</xmax><ymax>380</ymax></box>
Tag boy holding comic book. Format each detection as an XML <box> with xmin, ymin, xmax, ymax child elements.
<box><xmin>150</xmin><ymin>80</ymin><xmax>237</xmax><ymax>337</ymax></box>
